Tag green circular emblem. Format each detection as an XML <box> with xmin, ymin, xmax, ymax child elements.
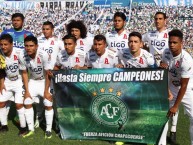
<box><xmin>91</xmin><ymin>94</ymin><xmax>128</xmax><ymax>127</ymax></box>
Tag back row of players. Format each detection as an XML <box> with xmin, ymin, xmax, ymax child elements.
<box><xmin>0</xmin><ymin>12</ymin><xmax>193</xmax><ymax>145</ymax></box>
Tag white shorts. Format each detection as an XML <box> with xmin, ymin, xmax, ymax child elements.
<box><xmin>170</xmin><ymin>90</ymin><xmax>193</xmax><ymax>118</ymax></box>
<box><xmin>28</xmin><ymin>79</ymin><xmax>46</xmax><ymax>103</ymax></box>
<box><xmin>0</xmin><ymin>78</ymin><xmax>23</xmax><ymax>104</ymax></box>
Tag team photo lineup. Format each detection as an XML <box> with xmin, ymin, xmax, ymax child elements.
<box><xmin>0</xmin><ymin>0</ymin><xmax>193</xmax><ymax>145</ymax></box>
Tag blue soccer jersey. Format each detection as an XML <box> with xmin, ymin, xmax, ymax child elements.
<box><xmin>1</xmin><ymin>28</ymin><xmax>33</xmax><ymax>49</ymax></box>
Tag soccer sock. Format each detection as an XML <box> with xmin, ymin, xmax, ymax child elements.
<box><xmin>171</xmin><ymin>110</ymin><xmax>179</xmax><ymax>132</ymax></box>
<box><xmin>25</xmin><ymin>108</ymin><xmax>34</xmax><ymax>131</ymax></box>
<box><xmin>0</xmin><ymin>107</ymin><xmax>8</xmax><ymax>126</ymax></box>
<box><xmin>17</xmin><ymin>107</ymin><xmax>26</xmax><ymax>128</ymax></box>
<box><xmin>45</xmin><ymin>109</ymin><xmax>54</xmax><ymax>132</ymax></box>
<box><xmin>171</xmin><ymin>125</ymin><xmax>176</xmax><ymax>132</ymax></box>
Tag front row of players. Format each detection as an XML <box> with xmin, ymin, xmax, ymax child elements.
<box><xmin>0</xmin><ymin>29</ymin><xmax>193</xmax><ymax>145</ymax></box>
<box><xmin>0</xmin><ymin>31</ymin><xmax>154</xmax><ymax>138</ymax></box>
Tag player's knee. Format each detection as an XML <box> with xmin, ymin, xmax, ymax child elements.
<box><xmin>16</xmin><ymin>103</ymin><xmax>24</xmax><ymax>110</ymax></box>
<box><xmin>43</xmin><ymin>98</ymin><xmax>53</xmax><ymax>107</ymax></box>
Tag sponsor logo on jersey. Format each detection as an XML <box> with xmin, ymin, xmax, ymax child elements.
<box><xmin>13</xmin><ymin>41</ymin><xmax>25</xmax><ymax>49</ymax></box>
<box><xmin>29</xmin><ymin>66</ymin><xmax>43</xmax><ymax>74</ymax></box>
<box><xmin>6</xmin><ymin>63</ymin><xmax>19</xmax><ymax>73</ymax></box>
<box><xmin>110</xmin><ymin>41</ymin><xmax>126</xmax><ymax>48</ymax></box>
<box><xmin>150</xmin><ymin>40</ymin><xmax>166</xmax><ymax>50</ymax></box>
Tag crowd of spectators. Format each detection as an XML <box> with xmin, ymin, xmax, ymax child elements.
<box><xmin>0</xmin><ymin>2</ymin><xmax>193</xmax><ymax>56</ymax></box>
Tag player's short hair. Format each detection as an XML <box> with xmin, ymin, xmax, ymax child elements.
<box><xmin>129</xmin><ymin>32</ymin><xmax>142</xmax><ymax>41</ymax></box>
<box><xmin>94</xmin><ymin>34</ymin><xmax>106</xmax><ymax>43</ymax></box>
<box><xmin>169</xmin><ymin>29</ymin><xmax>183</xmax><ymax>41</ymax></box>
<box><xmin>0</xmin><ymin>34</ymin><xmax>13</xmax><ymax>44</ymax></box>
<box><xmin>11</xmin><ymin>13</ymin><xmax>25</xmax><ymax>21</ymax></box>
<box><xmin>43</xmin><ymin>21</ymin><xmax>54</xmax><ymax>29</ymax></box>
<box><xmin>62</xmin><ymin>34</ymin><xmax>77</xmax><ymax>43</ymax></box>
<box><xmin>24</xmin><ymin>35</ymin><xmax>38</xmax><ymax>45</ymax></box>
<box><xmin>154</xmin><ymin>11</ymin><xmax>167</xmax><ymax>19</ymax></box>
<box><xmin>66</xmin><ymin>20</ymin><xmax>87</xmax><ymax>39</ymax></box>
<box><xmin>113</xmin><ymin>12</ymin><xmax>126</xmax><ymax>21</ymax></box>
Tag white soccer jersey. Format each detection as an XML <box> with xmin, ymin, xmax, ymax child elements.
<box><xmin>118</xmin><ymin>48</ymin><xmax>155</xmax><ymax>68</ymax></box>
<box><xmin>38</xmin><ymin>36</ymin><xmax>63</xmax><ymax>69</ymax></box>
<box><xmin>162</xmin><ymin>49</ymin><xmax>193</xmax><ymax>93</ymax></box>
<box><xmin>86</xmin><ymin>48</ymin><xmax>118</xmax><ymax>68</ymax></box>
<box><xmin>76</xmin><ymin>37</ymin><xmax>93</xmax><ymax>53</ymax></box>
<box><xmin>19</xmin><ymin>49</ymin><xmax>51</xmax><ymax>80</ymax></box>
<box><xmin>55</xmin><ymin>49</ymin><xmax>86</xmax><ymax>69</ymax></box>
<box><xmin>3</xmin><ymin>49</ymin><xmax>22</xmax><ymax>80</ymax></box>
<box><xmin>105</xmin><ymin>30</ymin><xmax>129</xmax><ymax>54</ymax></box>
<box><xmin>143</xmin><ymin>29</ymin><xmax>169</xmax><ymax>65</ymax></box>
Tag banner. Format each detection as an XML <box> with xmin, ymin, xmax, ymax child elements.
<box><xmin>53</xmin><ymin>68</ymin><xmax>169</xmax><ymax>144</ymax></box>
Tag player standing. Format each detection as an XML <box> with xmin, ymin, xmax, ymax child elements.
<box><xmin>117</xmin><ymin>31</ymin><xmax>155</xmax><ymax>68</ymax></box>
<box><xmin>105</xmin><ymin>12</ymin><xmax>129</xmax><ymax>55</ymax></box>
<box><xmin>143</xmin><ymin>11</ymin><xmax>169</xmax><ymax>67</ymax></box>
<box><xmin>36</xmin><ymin>21</ymin><xmax>63</xmax><ymax>131</ymax></box>
<box><xmin>1</xmin><ymin>13</ymin><xmax>33</xmax><ymax>51</ymax></box>
<box><xmin>86</xmin><ymin>34</ymin><xmax>118</xmax><ymax>68</ymax></box>
<box><xmin>66</xmin><ymin>20</ymin><xmax>93</xmax><ymax>53</ymax></box>
<box><xmin>160</xmin><ymin>29</ymin><xmax>193</xmax><ymax>145</ymax></box>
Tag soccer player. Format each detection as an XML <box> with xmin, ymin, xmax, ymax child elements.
<box><xmin>36</xmin><ymin>21</ymin><xmax>63</xmax><ymax>130</ymax></box>
<box><xmin>1</xmin><ymin>13</ymin><xmax>33</xmax><ymax>123</ymax></box>
<box><xmin>105</xmin><ymin>12</ymin><xmax>129</xmax><ymax>55</ymax></box>
<box><xmin>160</xmin><ymin>29</ymin><xmax>193</xmax><ymax>145</ymax></box>
<box><xmin>143</xmin><ymin>11</ymin><xmax>169</xmax><ymax>67</ymax></box>
<box><xmin>1</xmin><ymin>13</ymin><xmax>33</xmax><ymax>51</ymax></box>
<box><xmin>86</xmin><ymin>34</ymin><xmax>118</xmax><ymax>68</ymax></box>
<box><xmin>54</xmin><ymin>34</ymin><xmax>87</xmax><ymax>70</ymax></box>
<box><xmin>38</xmin><ymin>21</ymin><xmax>63</xmax><ymax>69</ymax></box>
<box><xmin>44</xmin><ymin>34</ymin><xmax>87</xmax><ymax>119</ymax></box>
<box><xmin>116</xmin><ymin>32</ymin><xmax>156</xmax><ymax>145</ymax></box>
<box><xmin>19</xmin><ymin>36</ymin><xmax>54</xmax><ymax>139</ymax></box>
<box><xmin>0</xmin><ymin>34</ymin><xmax>26</xmax><ymax>135</ymax></box>
<box><xmin>66</xmin><ymin>20</ymin><xmax>93</xmax><ymax>53</ymax></box>
<box><xmin>117</xmin><ymin>32</ymin><xmax>155</xmax><ymax>68</ymax></box>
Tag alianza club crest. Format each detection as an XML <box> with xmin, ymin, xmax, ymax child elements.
<box><xmin>90</xmin><ymin>87</ymin><xmax>128</xmax><ymax>127</ymax></box>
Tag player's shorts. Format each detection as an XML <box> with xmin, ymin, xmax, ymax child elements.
<box><xmin>170</xmin><ymin>90</ymin><xmax>193</xmax><ymax>118</ymax></box>
<box><xmin>0</xmin><ymin>77</ymin><xmax>23</xmax><ymax>104</ymax></box>
<box><xmin>28</xmin><ymin>79</ymin><xmax>46</xmax><ymax>103</ymax></box>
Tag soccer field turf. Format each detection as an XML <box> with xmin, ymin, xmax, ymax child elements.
<box><xmin>0</xmin><ymin>105</ymin><xmax>190</xmax><ymax>145</ymax></box>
